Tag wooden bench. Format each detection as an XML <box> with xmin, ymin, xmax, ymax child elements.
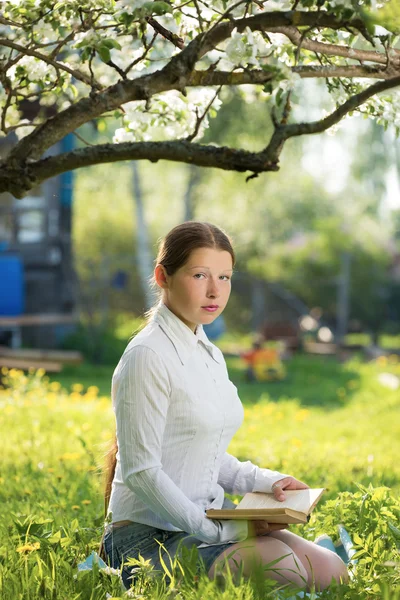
<box><xmin>0</xmin><ymin>313</ymin><xmax>78</xmax><ymax>349</ymax></box>
<box><xmin>0</xmin><ymin>357</ymin><xmax>62</xmax><ymax>373</ymax></box>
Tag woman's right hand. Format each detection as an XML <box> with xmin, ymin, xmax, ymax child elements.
<box><xmin>249</xmin><ymin>520</ymin><xmax>289</xmax><ymax>537</ymax></box>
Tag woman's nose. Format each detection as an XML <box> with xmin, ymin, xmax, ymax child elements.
<box><xmin>207</xmin><ymin>279</ymin><xmax>219</xmax><ymax>297</ymax></box>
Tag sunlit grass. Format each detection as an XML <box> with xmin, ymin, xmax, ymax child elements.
<box><xmin>1</xmin><ymin>354</ymin><xmax>400</xmax><ymax>599</ymax></box>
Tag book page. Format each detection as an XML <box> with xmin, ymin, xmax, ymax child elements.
<box><xmin>237</xmin><ymin>488</ymin><xmax>325</xmax><ymax>514</ymax></box>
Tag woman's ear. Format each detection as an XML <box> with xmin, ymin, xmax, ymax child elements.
<box><xmin>154</xmin><ymin>264</ymin><xmax>169</xmax><ymax>289</ymax></box>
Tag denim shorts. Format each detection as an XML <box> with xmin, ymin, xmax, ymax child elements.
<box><xmin>102</xmin><ymin>497</ymin><xmax>240</xmax><ymax>589</ymax></box>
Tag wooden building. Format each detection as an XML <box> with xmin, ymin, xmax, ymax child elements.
<box><xmin>0</xmin><ymin>133</ymin><xmax>77</xmax><ymax>349</ymax></box>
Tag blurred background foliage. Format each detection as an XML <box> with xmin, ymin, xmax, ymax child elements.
<box><xmin>70</xmin><ymin>79</ymin><xmax>400</xmax><ymax>362</ymax></box>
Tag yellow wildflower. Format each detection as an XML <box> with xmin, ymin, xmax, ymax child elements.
<box><xmin>59</xmin><ymin>452</ymin><xmax>81</xmax><ymax>461</ymax></box>
<box><xmin>72</xmin><ymin>505</ymin><xmax>81</xmax><ymax>510</ymax></box>
<box><xmin>71</xmin><ymin>383</ymin><xmax>84</xmax><ymax>393</ymax></box>
<box><xmin>16</xmin><ymin>542</ymin><xmax>40</xmax><ymax>553</ymax></box>
<box><xmin>82</xmin><ymin>500</ymin><xmax>91</xmax><ymax>505</ymax></box>
<box><xmin>295</xmin><ymin>409</ymin><xmax>309</xmax><ymax>422</ymax></box>
<box><xmin>87</xmin><ymin>386</ymin><xmax>99</xmax><ymax>395</ymax></box>
<box><xmin>290</xmin><ymin>438</ymin><xmax>303</xmax><ymax>447</ymax></box>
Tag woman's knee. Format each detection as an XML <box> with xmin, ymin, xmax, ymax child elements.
<box><xmin>208</xmin><ymin>536</ymin><xmax>309</xmax><ymax>589</ymax></box>
<box><xmin>315</xmin><ymin>553</ymin><xmax>349</xmax><ymax>589</ymax></box>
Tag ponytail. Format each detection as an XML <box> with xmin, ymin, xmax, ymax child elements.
<box><xmin>104</xmin><ymin>436</ymin><xmax>118</xmax><ymax>517</ymax></box>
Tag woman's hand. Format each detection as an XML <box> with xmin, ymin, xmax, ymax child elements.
<box><xmin>250</xmin><ymin>520</ymin><xmax>288</xmax><ymax>537</ymax></box>
<box><xmin>271</xmin><ymin>476</ymin><xmax>309</xmax><ymax>502</ymax></box>
<box><xmin>247</xmin><ymin>477</ymin><xmax>309</xmax><ymax>537</ymax></box>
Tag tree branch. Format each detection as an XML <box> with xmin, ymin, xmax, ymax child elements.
<box><xmin>0</xmin><ymin>141</ymin><xmax>280</xmax><ymax>197</ymax></box>
<box><xmin>0</xmin><ymin>38</ymin><xmax>101</xmax><ymax>89</ymax></box>
<box><xmin>197</xmin><ymin>10</ymin><xmax>374</xmax><ymax>57</ymax></box>
<box><xmin>271</xmin><ymin>25</ymin><xmax>400</xmax><ymax>68</ymax></box>
<box><xmin>264</xmin><ymin>76</ymin><xmax>400</xmax><ymax>160</ymax></box>
<box><xmin>3</xmin><ymin>75</ymin><xmax>400</xmax><ymax>198</ymax></box>
<box><xmin>4</xmin><ymin>11</ymin><xmax>397</xmax><ymax>165</ymax></box>
<box><xmin>189</xmin><ymin>65</ymin><xmax>397</xmax><ymax>86</ymax></box>
<box><xmin>146</xmin><ymin>17</ymin><xmax>184</xmax><ymax>49</ymax></box>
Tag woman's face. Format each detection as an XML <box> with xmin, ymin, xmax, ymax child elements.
<box><xmin>155</xmin><ymin>247</ymin><xmax>233</xmax><ymax>333</ymax></box>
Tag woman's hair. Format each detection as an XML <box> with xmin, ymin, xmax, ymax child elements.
<box><xmin>104</xmin><ymin>221</ymin><xmax>235</xmax><ymax>516</ymax></box>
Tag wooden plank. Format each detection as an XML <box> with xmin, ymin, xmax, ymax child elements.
<box><xmin>303</xmin><ymin>341</ymin><xmax>338</xmax><ymax>355</ymax></box>
<box><xmin>0</xmin><ymin>346</ymin><xmax>83</xmax><ymax>364</ymax></box>
<box><xmin>0</xmin><ymin>358</ymin><xmax>62</xmax><ymax>372</ymax></box>
<box><xmin>0</xmin><ymin>313</ymin><xmax>78</xmax><ymax>327</ymax></box>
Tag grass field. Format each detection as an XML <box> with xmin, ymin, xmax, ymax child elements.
<box><xmin>1</xmin><ymin>351</ymin><xmax>400</xmax><ymax>599</ymax></box>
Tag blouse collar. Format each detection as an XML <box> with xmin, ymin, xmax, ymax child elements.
<box><xmin>153</xmin><ymin>302</ymin><xmax>222</xmax><ymax>365</ymax></box>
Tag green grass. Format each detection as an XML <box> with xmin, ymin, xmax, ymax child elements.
<box><xmin>1</xmin><ymin>352</ymin><xmax>400</xmax><ymax>599</ymax></box>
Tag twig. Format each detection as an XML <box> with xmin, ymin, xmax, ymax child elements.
<box><xmin>185</xmin><ymin>85</ymin><xmax>222</xmax><ymax>142</ymax></box>
<box><xmin>146</xmin><ymin>17</ymin><xmax>185</xmax><ymax>49</ymax></box>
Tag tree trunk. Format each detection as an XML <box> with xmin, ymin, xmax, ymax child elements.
<box><xmin>183</xmin><ymin>165</ymin><xmax>201</xmax><ymax>221</ymax></box>
<box><xmin>132</xmin><ymin>162</ymin><xmax>157</xmax><ymax>310</ymax></box>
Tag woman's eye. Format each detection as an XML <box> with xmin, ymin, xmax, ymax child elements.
<box><xmin>194</xmin><ymin>273</ymin><xmax>205</xmax><ymax>279</ymax></box>
<box><xmin>221</xmin><ymin>276</ymin><xmax>231</xmax><ymax>281</ymax></box>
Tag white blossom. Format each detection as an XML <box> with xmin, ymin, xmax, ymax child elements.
<box><xmin>33</xmin><ymin>19</ymin><xmax>59</xmax><ymax>43</ymax></box>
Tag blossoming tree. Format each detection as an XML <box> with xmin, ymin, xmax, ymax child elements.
<box><xmin>0</xmin><ymin>0</ymin><xmax>399</xmax><ymax>198</ymax></box>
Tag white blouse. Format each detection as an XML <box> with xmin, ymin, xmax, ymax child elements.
<box><xmin>107</xmin><ymin>302</ymin><xmax>288</xmax><ymax>547</ymax></box>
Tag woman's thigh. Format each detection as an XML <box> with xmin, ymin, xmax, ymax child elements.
<box><xmin>207</xmin><ymin>535</ymin><xmax>309</xmax><ymax>589</ymax></box>
<box><xmin>268</xmin><ymin>530</ymin><xmax>349</xmax><ymax>590</ymax></box>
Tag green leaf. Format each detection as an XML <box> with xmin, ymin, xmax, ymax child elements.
<box><xmin>143</xmin><ymin>1</ymin><xmax>172</xmax><ymax>16</ymax></box>
<box><xmin>98</xmin><ymin>46</ymin><xmax>111</xmax><ymax>64</ymax></box>
<box><xmin>102</xmin><ymin>39</ymin><xmax>122</xmax><ymax>50</ymax></box>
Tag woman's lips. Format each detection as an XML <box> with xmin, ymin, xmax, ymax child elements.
<box><xmin>202</xmin><ymin>306</ymin><xmax>219</xmax><ymax>312</ymax></box>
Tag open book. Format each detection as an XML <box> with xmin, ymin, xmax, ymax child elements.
<box><xmin>206</xmin><ymin>488</ymin><xmax>325</xmax><ymax>525</ymax></box>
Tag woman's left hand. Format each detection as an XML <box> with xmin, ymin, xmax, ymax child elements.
<box><xmin>271</xmin><ymin>477</ymin><xmax>309</xmax><ymax>502</ymax></box>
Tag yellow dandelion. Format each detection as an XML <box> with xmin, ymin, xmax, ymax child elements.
<box><xmin>82</xmin><ymin>500</ymin><xmax>91</xmax><ymax>505</ymax></box>
<box><xmin>9</xmin><ymin>368</ymin><xmax>22</xmax><ymax>378</ymax></box>
<box><xmin>36</xmin><ymin>368</ymin><xmax>46</xmax><ymax>378</ymax></box>
<box><xmin>59</xmin><ymin>452</ymin><xmax>81</xmax><ymax>461</ymax></box>
<box><xmin>72</xmin><ymin>505</ymin><xmax>81</xmax><ymax>510</ymax></box>
<box><xmin>23</xmin><ymin>489</ymin><xmax>32</xmax><ymax>496</ymax></box>
<box><xmin>71</xmin><ymin>383</ymin><xmax>84</xmax><ymax>393</ymax></box>
<box><xmin>376</xmin><ymin>356</ymin><xmax>387</xmax><ymax>366</ymax></box>
<box><xmin>49</xmin><ymin>381</ymin><xmax>61</xmax><ymax>392</ymax></box>
<box><xmin>87</xmin><ymin>385</ymin><xmax>99</xmax><ymax>395</ymax></box>
<box><xmin>16</xmin><ymin>542</ymin><xmax>40</xmax><ymax>553</ymax></box>
<box><xmin>290</xmin><ymin>438</ymin><xmax>303</xmax><ymax>448</ymax></box>
<box><xmin>47</xmin><ymin>468</ymin><xmax>55</xmax><ymax>473</ymax></box>
<box><xmin>1</xmin><ymin>367</ymin><xmax>9</xmax><ymax>375</ymax></box>
<box><xmin>295</xmin><ymin>409</ymin><xmax>309</xmax><ymax>422</ymax></box>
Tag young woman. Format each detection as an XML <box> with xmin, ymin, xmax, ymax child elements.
<box><xmin>102</xmin><ymin>221</ymin><xmax>348</xmax><ymax>591</ymax></box>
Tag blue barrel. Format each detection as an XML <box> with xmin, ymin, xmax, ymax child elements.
<box><xmin>0</xmin><ymin>255</ymin><xmax>25</xmax><ymax>315</ymax></box>
<box><xmin>203</xmin><ymin>315</ymin><xmax>226</xmax><ymax>340</ymax></box>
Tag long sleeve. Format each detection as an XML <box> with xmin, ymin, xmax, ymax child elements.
<box><xmin>217</xmin><ymin>452</ymin><xmax>290</xmax><ymax>495</ymax></box>
<box><xmin>114</xmin><ymin>345</ymin><xmax>248</xmax><ymax>545</ymax></box>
